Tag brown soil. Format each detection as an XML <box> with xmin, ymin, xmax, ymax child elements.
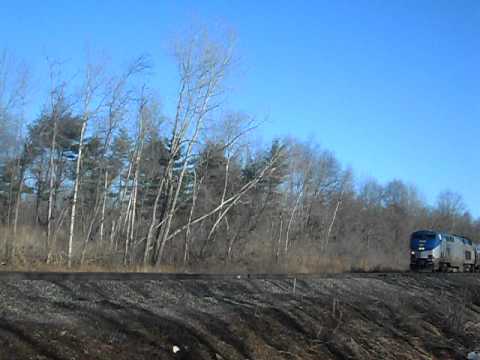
<box><xmin>1</xmin><ymin>274</ymin><xmax>479</xmax><ymax>359</ymax></box>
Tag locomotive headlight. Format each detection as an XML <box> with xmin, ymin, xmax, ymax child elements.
<box><xmin>411</xmin><ymin>251</ymin><xmax>415</xmax><ymax>255</ymax></box>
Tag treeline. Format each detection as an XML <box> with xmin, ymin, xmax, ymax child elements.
<box><xmin>0</xmin><ymin>36</ymin><xmax>478</xmax><ymax>271</ymax></box>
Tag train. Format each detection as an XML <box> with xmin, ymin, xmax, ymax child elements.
<box><xmin>410</xmin><ymin>229</ymin><xmax>479</xmax><ymax>272</ymax></box>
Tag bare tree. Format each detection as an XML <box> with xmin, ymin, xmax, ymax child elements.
<box><xmin>67</xmin><ymin>60</ymin><xmax>106</xmax><ymax>268</ymax></box>
<box><xmin>435</xmin><ymin>190</ymin><xmax>466</xmax><ymax>232</ymax></box>
<box><xmin>123</xmin><ymin>95</ymin><xmax>148</xmax><ymax>265</ymax></box>
<box><xmin>79</xmin><ymin>57</ymin><xmax>149</xmax><ymax>265</ymax></box>
<box><xmin>144</xmin><ymin>30</ymin><xmax>236</xmax><ymax>265</ymax></box>
<box><xmin>0</xmin><ymin>50</ymin><xmax>29</xmax><ymax>263</ymax></box>
<box><xmin>45</xmin><ymin>59</ymin><xmax>68</xmax><ymax>262</ymax></box>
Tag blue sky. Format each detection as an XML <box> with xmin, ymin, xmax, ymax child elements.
<box><xmin>1</xmin><ymin>1</ymin><xmax>479</xmax><ymax>216</ymax></box>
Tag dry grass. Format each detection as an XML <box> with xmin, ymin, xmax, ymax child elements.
<box><xmin>0</xmin><ymin>261</ymin><xmax>179</xmax><ymax>273</ymax></box>
<box><xmin>285</xmin><ymin>254</ymin><xmax>352</xmax><ymax>273</ymax></box>
<box><xmin>280</xmin><ymin>251</ymin><xmax>406</xmax><ymax>274</ymax></box>
<box><xmin>0</xmin><ymin>225</ymin><xmax>180</xmax><ymax>272</ymax></box>
<box><xmin>0</xmin><ymin>225</ymin><xmax>406</xmax><ymax>273</ymax></box>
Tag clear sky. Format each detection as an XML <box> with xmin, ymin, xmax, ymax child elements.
<box><xmin>1</xmin><ymin>0</ymin><xmax>479</xmax><ymax>216</ymax></box>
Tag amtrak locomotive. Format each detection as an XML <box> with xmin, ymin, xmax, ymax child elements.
<box><xmin>410</xmin><ymin>230</ymin><xmax>476</xmax><ymax>272</ymax></box>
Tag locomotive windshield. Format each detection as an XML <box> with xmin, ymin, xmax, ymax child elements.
<box><xmin>410</xmin><ymin>231</ymin><xmax>440</xmax><ymax>251</ymax></box>
<box><xmin>411</xmin><ymin>231</ymin><xmax>436</xmax><ymax>240</ymax></box>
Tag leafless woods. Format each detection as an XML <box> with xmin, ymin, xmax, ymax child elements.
<box><xmin>0</xmin><ymin>36</ymin><xmax>478</xmax><ymax>271</ymax></box>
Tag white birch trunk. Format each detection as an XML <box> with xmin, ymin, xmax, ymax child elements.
<box><xmin>99</xmin><ymin>169</ymin><xmax>108</xmax><ymax>244</ymax></box>
<box><xmin>67</xmin><ymin>120</ymin><xmax>87</xmax><ymax>268</ymax></box>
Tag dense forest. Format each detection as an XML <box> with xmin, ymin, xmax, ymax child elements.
<box><xmin>0</xmin><ymin>33</ymin><xmax>478</xmax><ymax>271</ymax></box>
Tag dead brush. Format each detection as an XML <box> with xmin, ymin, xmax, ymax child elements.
<box><xmin>285</xmin><ymin>254</ymin><xmax>352</xmax><ymax>273</ymax></box>
<box><xmin>464</xmin><ymin>284</ymin><xmax>480</xmax><ymax>308</ymax></box>
<box><xmin>311</xmin><ymin>282</ymin><xmax>344</xmax><ymax>348</ymax></box>
<box><xmin>434</xmin><ymin>291</ymin><xmax>469</xmax><ymax>338</ymax></box>
<box><xmin>306</xmin><ymin>296</ymin><xmax>345</xmax><ymax>357</ymax></box>
<box><xmin>0</xmin><ymin>224</ymin><xmax>183</xmax><ymax>272</ymax></box>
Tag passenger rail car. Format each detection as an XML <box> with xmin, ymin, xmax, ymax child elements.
<box><xmin>410</xmin><ymin>230</ymin><xmax>476</xmax><ymax>272</ymax></box>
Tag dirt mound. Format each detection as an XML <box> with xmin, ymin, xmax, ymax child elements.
<box><xmin>1</xmin><ymin>274</ymin><xmax>479</xmax><ymax>359</ymax></box>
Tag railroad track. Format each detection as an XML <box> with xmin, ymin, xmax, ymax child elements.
<box><xmin>0</xmin><ymin>271</ymin><xmax>475</xmax><ymax>281</ymax></box>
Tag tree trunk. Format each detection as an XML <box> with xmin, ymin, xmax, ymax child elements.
<box><xmin>324</xmin><ymin>189</ymin><xmax>345</xmax><ymax>253</ymax></box>
<box><xmin>183</xmin><ymin>171</ymin><xmax>199</xmax><ymax>267</ymax></box>
<box><xmin>285</xmin><ymin>190</ymin><xmax>303</xmax><ymax>256</ymax></box>
<box><xmin>99</xmin><ymin>170</ymin><xmax>108</xmax><ymax>244</ymax></box>
<box><xmin>46</xmin><ymin>117</ymin><xmax>58</xmax><ymax>260</ymax></box>
<box><xmin>67</xmin><ymin>119</ymin><xmax>87</xmax><ymax>268</ymax></box>
<box><xmin>12</xmin><ymin>171</ymin><xmax>24</xmax><ymax>238</ymax></box>
<box><xmin>144</xmin><ymin>178</ymin><xmax>165</xmax><ymax>265</ymax></box>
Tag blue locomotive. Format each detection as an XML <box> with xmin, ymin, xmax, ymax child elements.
<box><xmin>410</xmin><ymin>230</ymin><xmax>476</xmax><ymax>272</ymax></box>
